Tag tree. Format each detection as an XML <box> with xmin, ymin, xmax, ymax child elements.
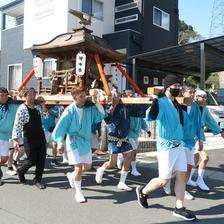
<box><xmin>178</xmin><ymin>20</ymin><xmax>203</xmax><ymax>45</ymax></box>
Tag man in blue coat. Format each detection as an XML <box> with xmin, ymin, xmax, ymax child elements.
<box><xmin>136</xmin><ymin>75</ymin><xmax>196</xmax><ymax>221</ymax></box>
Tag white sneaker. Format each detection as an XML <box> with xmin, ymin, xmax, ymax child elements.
<box><xmin>95</xmin><ymin>167</ymin><xmax>104</xmax><ymax>184</ymax></box>
<box><xmin>187</xmin><ymin>179</ymin><xmax>197</xmax><ymax>187</ymax></box>
<box><xmin>131</xmin><ymin>169</ymin><xmax>142</xmax><ymax>177</ymax></box>
<box><xmin>117</xmin><ymin>182</ymin><xmax>132</xmax><ymax>191</ymax></box>
<box><xmin>6</xmin><ymin>170</ymin><xmax>17</xmax><ymax>176</ymax></box>
<box><xmin>163</xmin><ymin>182</ymin><xmax>171</xmax><ymax>195</ymax></box>
<box><xmin>66</xmin><ymin>172</ymin><xmax>75</xmax><ymax>188</ymax></box>
<box><xmin>184</xmin><ymin>191</ymin><xmax>195</xmax><ymax>200</ymax></box>
<box><xmin>196</xmin><ymin>177</ymin><xmax>210</xmax><ymax>191</ymax></box>
<box><xmin>75</xmin><ymin>190</ymin><xmax>86</xmax><ymax>203</ymax></box>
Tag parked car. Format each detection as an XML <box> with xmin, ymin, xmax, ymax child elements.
<box><xmin>205</xmin><ymin>91</ymin><xmax>224</xmax><ymax>130</ymax></box>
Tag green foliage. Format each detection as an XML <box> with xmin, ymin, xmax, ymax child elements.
<box><xmin>184</xmin><ymin>75</ymin><xmax>199</xmax><ymax>87</ymax></box>
<box><xmin>178</xmin><ymin>20</ymin><xmax>203</xmax><ymax>45</ymax></box>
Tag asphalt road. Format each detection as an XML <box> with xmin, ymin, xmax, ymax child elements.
<box><xmin>0</xmin><ymin>134</ymin><xmax>224</xmax><ymax>224</ymax></box>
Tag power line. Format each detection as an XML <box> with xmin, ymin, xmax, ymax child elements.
<box><xmin>209</xmin><ymin>0</ymin><xmax>224</xmax><ymax>38</ymax></box>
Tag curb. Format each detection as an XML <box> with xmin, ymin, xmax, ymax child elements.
<box><xmin>136</xmin><ymin>152</ymin><xmax>224</xmax><ymax>182</ymax></box>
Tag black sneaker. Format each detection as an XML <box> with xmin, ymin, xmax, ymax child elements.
<box><xmin>136</xmin><ymin>186</ymin><xmax>149</xmax><ymax>208</ymax></box>
<box><xmin>0</xmin><ymin>166</ymin><xmax>3</xmax><ymax>179</ymax></box>
<box><xmin>0</xmin><ymin>167</ymin><xmax>3</xmax><ymax>186</ymax></box>
<box><xmin>17</xmin><ymin>169</ymin><xmax>26</xmax><ymax>184</ymax></box>
<box><xmin>51</xmin><ymin>159</ymin><xmax>59</xmax><ymax>166</ymax></box>
<box><xmin>173</xmin><ymin>207</ymin><xmax>197</xmax><ymax>221</ymax></box>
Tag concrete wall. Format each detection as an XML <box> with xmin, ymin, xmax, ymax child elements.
<box><xmin>24</xmin><ymin>0</ymin><xmax>69</xmax><ymax>48</ymax></box>
<box><xmin>0</xmin><ymin>25</ymin><xmax>34</xmax><ymax>88</ymax></box>
<box><xmin>68</xmin><ymin>0</ymin><xmax>115</xmax><ymax>37</ymax></box>
<box><xmin>24</xmin><ymin>0</ymin><xmax>115</xmax><ymax>49</ymax></box>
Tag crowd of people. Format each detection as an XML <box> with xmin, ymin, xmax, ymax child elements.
<box><xmin>0</xmin><ymin>74</ymin><xmax>223</xmax><ymax>222</ymax></box>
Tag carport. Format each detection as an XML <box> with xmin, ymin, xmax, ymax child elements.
<box><xmin>130</xmin><ymin>35</ymin><xmax>224</xmax><ymax>89</ymax></box>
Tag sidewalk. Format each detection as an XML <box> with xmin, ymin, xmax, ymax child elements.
<box><xmin>136</xmin><ymin>133</ymin><xmax>224</xmax><ymax>182</ymax></box>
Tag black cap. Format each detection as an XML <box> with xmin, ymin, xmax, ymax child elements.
<box><xmin>164</xmin><ymin>75</ymin><xmax>183</xmax><ymax>89</ymax></box>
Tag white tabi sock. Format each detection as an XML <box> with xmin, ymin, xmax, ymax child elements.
<box><xmin>198</xmin><ymin>168</ymin><xmax>205</xmax><ymax>178</ymax></box>
<box><xmin>131</xmin><ymin>161</ymin><xmax>137</xmax><ymax>171</ymax></box>
<box><xmin>119</xmin><ymin>170</ymin><xmax>128</xmax><ymax>184</ymax></box>
<box><xmin>74</xmin><ymin>180</ymin><xmax>82</xmax><ymax>192</ymax></box>
<box><xmin>189</xmin><ymin>168</ymin><xmax>196</xmax><ymax>180</ymax></box>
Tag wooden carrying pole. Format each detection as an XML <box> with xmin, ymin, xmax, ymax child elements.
<box><xmin>94</xmin><ymin>54</ymin><xmax>112</xmax><ymax>96</ymax></box>
<box><xmin>116</xmin><ymin>63</ymin><xmax>145</xmax><ymax>97</ymax></box>
<box><xmin>17</xmin><ymin>68</ymin><xmax>35</xmax><ymax>92</ymax></box>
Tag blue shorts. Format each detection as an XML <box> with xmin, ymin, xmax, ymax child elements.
<box><xmin>108</xmin><ymin>140</ymin><xmax>133</xmax><ymax>154</ymax></box>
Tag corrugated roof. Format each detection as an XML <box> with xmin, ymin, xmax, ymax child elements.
<box><xmin>130</xmin><ymin>35</ymin><xmax>224</xmax><ymax>76</ymax></box>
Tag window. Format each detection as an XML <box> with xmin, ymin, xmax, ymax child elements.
<box><xmin>153</xmin><ymin>7</ymin><xmax>170</xmax><ymax>31</ymax></box>
<box><xmin>3</xmin><ymin>14</ymin><xmax>24</xmax><ymax>30</ymax></box>
<box><xmin>82</xmin><ymin>0</ymin><xmax>103</xmax><ymax>20</ymax></box>
<box><xmin>115</xmin><ymin>1</ymin><xmax>139</xmax><ymax>13</ymax></box>
<box><xmin>43</xmin><ymin>59</ymin><xmax>56</xmax><ymax>78</ymax></box>
<box><xmin>82</xmin><ymin>0</ymin><xmax>92</xmax><ymax>15</ymax></box>
<box><xmin>7</xmin><ymin>64</ymin><xmax>22</xmax><ymax>90</ymax></box>
<box><xmin>93</xmin><ymin>0</ymin><xmax>103</xmax><ymax>20</ymax></box>
<box><xmin>115</xmin><ymin>14</ymin><xmax>138</xmax><ymax>25</ymax></box>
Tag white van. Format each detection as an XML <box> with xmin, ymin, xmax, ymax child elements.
<box><xmin>206</xmin><ymin>91</ymin><xmax>224</xmax><ymax>129</ymax></box>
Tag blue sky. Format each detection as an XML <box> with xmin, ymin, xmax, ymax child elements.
<box><xmin>0</xmin><ymin>0</ymin><xmax>214</xmax><ymax>38</ymax></box>
<box><xmin>179</xmin><ymin>0</ymin><xmax>214</xmax><ymax>38</ymax></box>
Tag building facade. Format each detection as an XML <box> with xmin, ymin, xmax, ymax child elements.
<box><xmin>104</xmin><ymin>0</ymin><xmax>179</xmax><ymax>91</ymax></box>
<box><xmin>0</xmin><ymin>0</ymin><xmax>115</xmax><ymax>90</ymax></box>
<box><xmin>0</xmin><ymin>0</ymin><xmax>178</xmax><ymax>93</ymax></box>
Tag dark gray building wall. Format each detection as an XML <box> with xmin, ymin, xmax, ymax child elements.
<box><xmin>115</xmin><ymin>0</ymin><xmax>142</xmax><ymax>33</ymax></box>
<box><xmin>103</xmin><ymin>29</ymin><xmax>142</xmax><ymax>56</ymax></box>
<box><xmin>143</xmin><ymin>0</ymin><xmax>178</xmax><ymax>52</ymax></box>
<box><xmin>0</xmin><ymin>25</ymin><xmax>35</xmax><ymax>89</ymax></box>
<box><xmin>113</xmin><ymin>0</ymin><xmax>178</xmax><ymax>54</ymax></box>
<box><xmin>104</xmin><ymin>0</ymin><xmax>179</xmax><ymax>93</ymax></box>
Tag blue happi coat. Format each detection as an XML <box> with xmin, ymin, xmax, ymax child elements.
<box><xmin>128</xmin><ymin>117</ymin><xmax>149</xmax><ymax>139</ymax></box>
<box><xmin>201</xmin><ymin>106</ymin><xmax>221</xmax><ymax>141</ymax></box>
<box><xmin>105</xmin><ymin>104</ymin><xmax>148</xmax><ymax>139</ymax></box>
<box><xmin>181</xmin><ymin>103</ymin><xmax>203</xmax><ymax>150</ymax></box>
<box><xmin>146</xmin><ymin>96</ymin><xmax>183</xmax><ymax>150</ymax></box>
<box><xmin>0</xmin><ymin>103</ymin><xmax>19</xmax><ymax>141</ymax></box>
<box><xmin>52</xmin><ymin>103</ymin><xmax>104</xmax><ymax>156</ymax></box>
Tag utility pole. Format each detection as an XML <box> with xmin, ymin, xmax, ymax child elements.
<box><xmin>209</xmin><ymin>0</ymin><xmax>224</xmax><ymax>38</ymax></box>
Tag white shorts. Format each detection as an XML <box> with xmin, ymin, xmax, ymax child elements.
<box><xmin>44</xmin><ymin>131</ymin><xmax>52</xmax><ymax>144</ymax></box>
<box><xmin>183</xmin><ymin>147</ymin><xmax>195</xmax><ymax>166</ymax></box>
<box><xmin>0</xmin><ymin>140</ymin><xmax>9</xmax><ymax>157</ymax></box>
<box><xmin>157</xmin><ymin>145</ymin><xmax>187</xmax><ymax>179</ymax></box>
<box><xmin>194</xmin><ymin>141</ymin><xmax>202</xmax><ymax>154</ymax></box>
<box><xmin>129</xmin><ymin>138</ymin><xmax>139</xmax><ymax>150</ymax></box>
<box><xmin>90</xmin><ymin>133</ymin><xmax>100</xmax><ymax>149</ymax></box>
<box><xmin>67</xmin><ymin>149</ymin><xmax>92</xmax><ymax>165</ymax></box>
